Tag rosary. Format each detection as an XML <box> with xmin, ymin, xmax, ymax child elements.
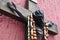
<box><xmin>27</xmin><ymin>13</ymin><xmax>49</xmax><ymax>40</ymax></box>
<box><xmin>27</xmin><ymin>13</ymin><xmax>37</xmax><ymax>40</ymax></box>
<box><xmin>44</xmin><ymin>23</ymin><xmax>49</xmax><ymax>40</ymax></box>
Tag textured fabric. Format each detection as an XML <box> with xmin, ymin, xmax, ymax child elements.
<box><xmin>38</xmin><ymin>0</ymin><xmax>60</xmax><ymax>40</ymax></box>
<box><xmin>0</xmin><ymin>13</ymin><xmax>26</xmax><ymax>40</ymax></box>
<box><xmin>11</xmin><ymin>0</ymin><xmax>28</xmax><ymax>8</ymax></box>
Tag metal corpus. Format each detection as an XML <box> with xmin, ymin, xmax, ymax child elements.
<box><xmin>30</xmin><ymin>13</ymin><xmax>37</xmax><ymax>40</ymax></box>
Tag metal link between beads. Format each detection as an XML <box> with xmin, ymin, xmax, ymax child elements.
<box><xmin>30</xmin><ymin>13</ymin><xmax>37</xmax><ymax>40</ymax></box>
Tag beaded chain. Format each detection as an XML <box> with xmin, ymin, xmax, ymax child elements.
<box><xmin>44</xmin><ymin>23</ymin><xmax>49</xmax><ymax>40</ymax></box>
<box><xmin>30</xmin><ymin>13</ymin><xmax>37</xmax><ymax>40</ymax></box>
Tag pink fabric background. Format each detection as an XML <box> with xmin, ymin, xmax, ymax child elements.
<box><xmin>0</xmin><ymin>14</ymin><xmax>25</xmax><ymax>40</ymax></box>
<box><xmin>11</xmin><ymin>0</ymin><xmax>26</xmax><ymax>8</ymax></box>
<box><xmin>38</xmin><ymin>0</ymin><xmax>60</xmax><ymax>40</ymax></box>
